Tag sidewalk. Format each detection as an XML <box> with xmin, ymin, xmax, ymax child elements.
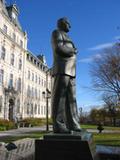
<box><xmin>0</xmin><ymin>127</ymin><xmax>45</xmax><ymax>137</ymax></box>
<box><xmin>0</xmin><ymin>126</ymin><xmax>51</xmax><ymax>140</ymax></box>
<box><xmin>87</xmin><ymin>129</ymin><xmax>120</xmax><ymax>133</ymax></box>
<box><xmin>0</xmin><ymin>126</ymin><xmax>120</xmax><ymax>139</ymax></box>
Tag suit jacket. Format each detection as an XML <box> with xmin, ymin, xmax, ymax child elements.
<box><xmin>51</xmin><ymin>29</ymin><xmax>76</xmax><ymax>77</ymax></box>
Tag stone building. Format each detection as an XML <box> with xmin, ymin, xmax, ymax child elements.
<box><xmin>0</xmin><ymin>0</ymin><xmax>51</xmax><ymax>121</ymax></box>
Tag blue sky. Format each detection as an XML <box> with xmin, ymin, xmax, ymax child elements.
<box><xmin>7</xmin><ymin>0</ymin><xmax>120</xmax><ymax>111</ymax></box>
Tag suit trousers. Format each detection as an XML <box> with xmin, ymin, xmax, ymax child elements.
<box><xmin>52</xmin><ymin>74</ymin><xmax>80</xmax><ymax>132</ymax></box>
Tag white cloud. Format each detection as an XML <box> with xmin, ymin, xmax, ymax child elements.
<box><xmin>94</xmin><ymin>53</ymin><xmax>102</xmax><ymax>59</ymax></box>
<box><xmin>114</xmin><ymin>36</ymin><xmax>120</xmax><ymax>40</ymax></box>
<box><xmin>78</xmin><ymin>53</ymin><xmax>102</xmax><ymax>63</ymax></box>
<box><xmin>89</xmin><ymin>42</ymin><xmax>114</xmax><ymax>51</ymax></box>
<box><xmin>78</xmin><ymin>57</ymin><xmax>93</xmax><ymax>63</ymax></box>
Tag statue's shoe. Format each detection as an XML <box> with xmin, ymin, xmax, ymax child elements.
<box><xmin>71</xmin><ymin>128</ymin><xmax>82</xmax><ymax>132</ymax></box>
<box><xmin>54</xmin><ymin>128</ymin><xmax>71</xmax><ymax>134</ymax></box>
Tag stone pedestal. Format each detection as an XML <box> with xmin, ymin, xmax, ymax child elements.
<box><xmin>35</xmin><ymin>131</ymin><xmax>99</xmax><ymax>160</ymax></box>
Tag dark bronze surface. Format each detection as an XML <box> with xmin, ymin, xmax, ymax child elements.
<box><xmin>35</xmin><ymin>132</ymin><xmax>98</xmax><ymax>160</ymax></box>
<box><xmin>51</xmin><ymin>17</ymin><xmax>81</xmax><ymax>133</ymax></box>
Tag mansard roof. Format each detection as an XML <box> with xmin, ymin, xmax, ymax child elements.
<box><xmin>6</xmin><ymin>4</ymin><xmax>22</xmax><ymax>31</ymax></box>
<box><xmin>0</xmin><ymin>0</ymin><xmax>9</xmax><ymax>17</ymax></box>
<box><xmin>26</xmin><ymin>50</ymin><xmax>48</xmax><ymax>72</ymax></box>
<box><xmin>0</xmin><ymin>0</ymin><xmax>23</xmax><ymax>32</ymax></box>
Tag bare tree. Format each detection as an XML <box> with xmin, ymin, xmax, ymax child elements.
<box><xmin>102</xmin><ymin>94</ymin><xmax>118</xmax><ymax>126</ymax></box>
<box><xmin>91</xmin><ymin>43</ymin><xmax>120</xmax><ymax>102</ymax></box>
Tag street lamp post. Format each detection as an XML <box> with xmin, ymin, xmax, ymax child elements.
<box><xmin>46</xmin><ymin>68</ymin><xmax>52</xmax><ymax>131</ymax></box>
<box><xmin>4</xmin><ymin>88</ymin><xmax>9</xmax><ymax>119</ymax></box>
<box><xmin>46</xmin><ymin>89</ymin><xmax>49</xmax><ymax>131</ymax></box>
<box><xmin>43</xmin><ymin>68</ymin><xmax>52</xmax><ymax>131</ymax></box>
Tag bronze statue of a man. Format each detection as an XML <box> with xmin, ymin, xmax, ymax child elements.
<box><xmin>51</xmin><ymin>17</ymin><xmax>81</xmax><ymax>133</ymax></box>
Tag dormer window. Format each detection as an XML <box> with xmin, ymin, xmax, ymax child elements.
<box><xmin>30</xmin><ymin>56</ymin><xmax>33</xmax><ymax>62</ymax></box>
<box><xmin>27</xmin><ymin>54</ymin><xmax>29</xmax><ymax>59</ymax></box>
<box><xmin>34</xmin><ymin>59</ymin><xmax>36</xmax><ymax>65</ymax></box>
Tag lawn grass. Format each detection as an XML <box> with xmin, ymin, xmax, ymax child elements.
<box><xmin>93</xmin><ymin>133</ymin><xmax>120</xmax><ymax>146</ymax></box>
<box><xmin>81</xmin><ymin>124</ymin><xmax>97</xmax><ymax>129</ymax></box>
<box><xmin>81</xmin><ymin>124</ymin><xmax>120</xmax><ymax>131</ymax></box>
<box><xmin>1</xmin><ymin>125</ymin><xmax>120</xmax><ymax>146</ymax></box>
<box><xmin>0</xmin><ymin>131</ymin><xmax>46</xmax><ymax>143</ymax></box>
<box><xmin>3</xmin><ymin>132</ymin><xmax>120</xmax><ymax>146</ymax></box>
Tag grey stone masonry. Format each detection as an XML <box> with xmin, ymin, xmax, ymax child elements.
<box><xmin>0</xmin><ymin>138</ymin><xmax>35</xmax><ymax>160</ymax></box>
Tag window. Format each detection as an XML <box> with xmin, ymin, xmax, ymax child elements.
<box><xmin>34</xmin><ymin>59</ymin><xmax>36</xmax><ymax>65</ymax></box>
<box><xmin>0</xmin><ymin>69</ymin><xmax>4</xmax><ymax>85</ymax></box>
<box><xmin>35</xmin><ymin>88</ymin><xmax>37</xmax><ymax>99</ymax></box>
<box><xmin>0</xmin><ymin>96</ymin><xmax>3</xmax><ymax>113</ymax></box>
<box><xmin>10</xmin><ymin>53</ymin><xmax>14</xmax><ymax>66</ymax></box>
<box><xmin>32</xmin><ymin>73</ymin><xmax>34</xmax><ymax>81</ymax></box>
<box><xmin>44</xmin><ymin>106</ymin><xmax>46</xmax><ymax>115</ymax></box>
<box><xmin>32</xmin><ymin>87</ymin><xmax>34</xmax><ymax>98</ymax></box>
<box><xmin>28</xmin><ymin>70</ymin><xmax>30</xmax><ymax>79</ymax></box>
<box><xmin>27</xmin><ymin>54</ymin><xmax>29</xmax><ymax>60</ymax></box>
<box><xmin>27</xmin><ymin>85</ymin><xmax>31</xmax><ymax>97</ymax></box>
<box><xmin>1</xmin><ymin>46</ymin><xmax>6</xmax><ymax>60</ymax></box>
<box><xmin>35</xmin><ymin>104</ymin><xmax>37</xmax><ymax>114</ymax></box>
<box><xmin>38</xmin><ymin>105</ymin><xmax>40</xmax><ymax>114</ymax></box>
<box><xmin>39</xmin><ymin>77</ymin><xmax>40</xmax><ymax>85</ymax></box>
<box><xmin>41</xmin><ymin>106</ymin><xmax>43</xmax><ymax>115</ymax></box>
<box><xmin>40</xmin><ymin>64</ymin><xmax>43</xmax><ymax>70</ymax></box>
<box><xmin>35</xmin><ymin>75</ymin><xmax>37</xmax><ymax>83</ymax></box>
<box><xmin>3</xmin><ymin>24</ymin><xmax>7</xmax><ymax>34</ymax></box>
<box><xmin>42</xmin><ymin>91</ymin><xmax>45</xmax><ymax>101</ymax></box>
<box><xmin>9</xmin><ymin>73</ymin><xmax>13</xmax><ymax>88</ymax></box>
<box><xmin>17</xmin><ymin>99</ymin><xmax>20</xmax><ymax>113</ymax></box>
<box><xmin>17</xmin><ymin>78</ymin><xmax>21</xmax><ymax>92</ymax></box>
<box><xmin>44</xmin><ymin>80</ymin><xmax>46</xmax><ymax>87</ymax></box>
<box><xmin>49</xmin><ymin>82</ymin><xmax>51</xmax><ymax>89</ymax></box>
<box><xmin>37</xmin><ymin>62</ymin><xmax>39</xmax><ymax>67</ymax></box>
<box><xmin>42</xmin><ymin>79</ymin><xmax>43</xmax><ymax>86</ymax></box>
<box><xmin>19</xmin><ymin>58</ymin><xmax>22</xmax><ymax>70</ymax></box>
<box><xmin>31</xmin><ymin>104</ymin><xmax>33</xmax><ymax>114</ymax></box>
<box><xmin>20</xmin><ymin>40</ymin><xmax>23</xmax><ymax>47</ymax></box>
<box><xmin>48</xmin><ymin>106</ymin><xmax>51</xmax><ymax>116</ymax></box>
<box><xmin>13</xmin><ymin>33</ymin><xmax>16</xmax><ymax>41</ymax></box>
<box><xmin>30</xmin><ymin>56</ymin><xmax>33</xmax><ymax>62</ymax></box>
<box><xmin>39</xmin><ymin>90</ymin><xmax>41</xmax><ymax>100</ymax></box>
<box><xmin>27</xmin><ymin>103</ymin><xmax>30</xmax><ymax>114</ymax></box>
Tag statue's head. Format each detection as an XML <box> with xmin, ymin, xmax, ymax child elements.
<box><xmin>57</xmin><ymin>17</ymin><xmax>71</xmax><ymax>32</ymax></box>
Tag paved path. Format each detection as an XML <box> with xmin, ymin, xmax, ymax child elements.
<box><xmin>0</xmin><ymin>126</ymin><xmax>51</xmax><ymax>139</ymax></box>
<box><xmin>0</xmin><ymin>126</ymin><xmax>120</xmax><ymax>140</ymax></box>
<box><xmin>87</xmin><ymin>129</ymin><xmax>120</xmax><ymax>133</ymax></box>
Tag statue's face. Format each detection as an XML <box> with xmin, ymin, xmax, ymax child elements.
<box><xmin>61</xmin><ymin>20</ymin><xmax>71</xmax><ymax>32</ymax></box>
<box><xmin>58</xmin><ymin>18</ymin><xmax>71</xmax><ymax>32</ymax></box>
